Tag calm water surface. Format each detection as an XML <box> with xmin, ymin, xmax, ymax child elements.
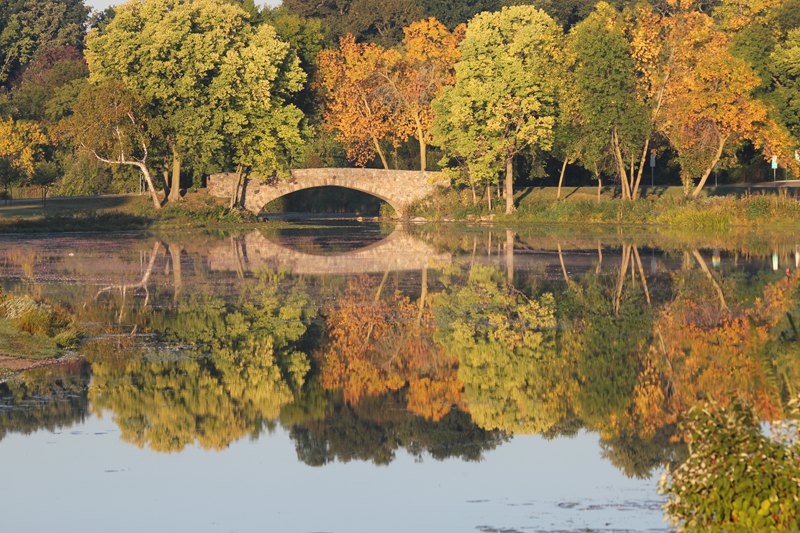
<box><xmin>1</xmin><ymin>222</ymin><xmax>798</xmax><ymax>532</ymax></box>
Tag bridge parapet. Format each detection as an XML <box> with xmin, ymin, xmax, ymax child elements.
<box><xmin>207</xmin><ymin>168</ymin><xmax>448</xmax><ymax>216</ymax></box>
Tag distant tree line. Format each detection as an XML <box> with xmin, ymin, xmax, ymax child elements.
<box><xmin>0</xmin><ymin>0</ymin><xmax>798</xmax><ymax>211</ymax></box>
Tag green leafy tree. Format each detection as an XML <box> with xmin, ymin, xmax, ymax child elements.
<box><xmin>2</xmin><ymin>46</ymin><xmax>87</xmax><ymax>123</ymax></box>
<box><xmin>568</xmin><ymin>2</ymin><xmax>649</xmax><ymax>200</ymax></box>
<box><xmin>264</xmin><ymin>8</ymin><xmax>329</xmax><ymax>116</ymax></box>
<box><xmin>419</xmin><ymin>0</ymin><xmax>502</xmax><ymax>29</ymax></box>
<box><xmin>0</xmin><ymin>0</ymin><xmax>89</xmax><ymax>88</ymax></box>
<box><xmin>771</xmin><ymin>28</ymin><xmax>800</xmax><ymax>147</ymax></box>
<box><xmin>85</xmin><ymin>0</ymin><xmax>305</xmax><ymax>203</ymax></box>
<box><xmin>281</xmin><ymin>0</ymin><xmax>423</xmax><ymax>45</ymax></box>
<box><xmin>433</xmin><ymin>6</ymin><xmax>564</xmax><ymax>214</ymax></box>
<box><xmin>660</xmin><ymin>400</ymin><xmax>800</xmax><ymax>531</ymax></box>
<box><xmin>63</xmin><ymin>80</ymin><xmax>163</xmax><ymax>208</ymax></box>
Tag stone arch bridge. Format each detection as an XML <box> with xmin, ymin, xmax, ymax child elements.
<box><xmin>207</xmin><ymin>168</ymin><xmax>448</xmax><ymax>216</ymax></box>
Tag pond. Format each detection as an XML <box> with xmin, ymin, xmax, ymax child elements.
<box><xmin>0</xmin><ymin>222</ymin><xmax>798</xmax><ymax>532</ymax></box>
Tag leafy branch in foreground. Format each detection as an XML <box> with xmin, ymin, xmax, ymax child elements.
<box><xmin>659</xmin><ymin>399</ymin><xmax>800</xmax><ymax>531</ymax></box>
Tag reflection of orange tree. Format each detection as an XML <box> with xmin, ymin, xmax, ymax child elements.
<box><xmin>631</xmin><ymin>273</ymin><xmax>800</xmax><ymax>437</ymax></box>
<box><xmin>317</xmin><ymin>274</ymin><xmax>460</xmax><ymax>422</ymax></box>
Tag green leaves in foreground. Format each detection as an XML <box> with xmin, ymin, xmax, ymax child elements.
<box><xmin>660</xmin><ymin>400</ymin><xmax>800</xmax><ymax>531</ymax></box>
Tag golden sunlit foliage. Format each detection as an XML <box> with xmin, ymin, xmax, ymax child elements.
<box><xmin>0</xmin><ymin>117</ymin><xmax>48</xmax><ymax>177</ymax></box>
<box><xmin>660</xmin><ymin>12</ymin><xmax>789</xmax><ymax>197</ymax></box>
<box><xmin>317</xmin><ymin>35</ymin><xmax>400</xmax><ymax>169</ymax></box>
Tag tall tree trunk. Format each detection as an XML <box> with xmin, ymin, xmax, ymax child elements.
<box><xmin>629</xmin><ymin>156</ymin><xmax>635</xmax><ymax>196</ymax></box>
<box><xmin>470</xmin><ymin>180</ymin><xmax>477</xmax><ymax>206</ymax></box>
<box><xmin>505</xmin><ymin>156</ymin><xmax>515</xmax><ymax>214</ymax></box>
<box><xmin>597</xmin><ymin>175</ymin><xmax>602</xmax><ymax>203</ymax></box>
<box><xmin>692</xmin><ymin>134</ymin><xmax>730</xmax><ymax>199</ymax></box>
<box><xmin>135</xmin><ymin>163</ymin><xmax>162</xmax><ymax>209</ymax></box>
<box><xmin>632</xmin><ymin>135</ymin><xmax>652</xmax><ymax>200</ymax></box>
<box><xmin>506</xmin><ymin>230</ymin><xmax>515</xmax><ymax>285</ymax></box>
<box><xmin>169</xmin><ymin>148</ymin><xmax>181</xmax><ymax>202</ymax></box>
<box><xmin>612</xmin><ymin>129</ymin><xmax>631</xmax><ymax>199</ymax></box>
<box><xmin>557</xmin><ymin>158</ymin><xmax>568</xmax><ymax>200</ymax></box>
<box><xmin>417</xmin><ymin>128</ymin><xmax>427</xmax><ymax>172</ymax></box>
<box><xmin>372</xmin><ymin>137</ymin><xmax>389</xmax><ymax>170</ymax></box>
<box><xmin>633</xmin><ymin>67</ymin><xmax>670</xmax><ymax>200</ymax></box>
<box><xmin>230</xmin><ymin>164</ymin><xmax>244</xmax><ymax>209</ymax></box>
<box><xmin>486</xmin><ymin>185</ymin><xmax>492</xmax><ymax>211</ymax></box>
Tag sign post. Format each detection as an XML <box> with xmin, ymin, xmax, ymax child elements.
<box><xmin>772</xmin><ymin>155</ymin><xmax>779</xmax><ymax>182</ymax></box>
<box><xmin>650</xmin><ymin>151</ymin><xmax>656</xmax><ymax>188</ymax></box>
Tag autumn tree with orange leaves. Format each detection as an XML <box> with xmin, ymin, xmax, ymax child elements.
<box><xmin>376</xmin><ymin>18</ymin><xmax>463</xmax><ymax>171</ymax></box>
<box><xmin>660</xmin><ymin>10</ymin><xmax>795</xmax><ymax>198</ymax></box>
<box><xmin>317</xmin><ymin>35</ymin><xmax>400</xmax><ymax>169</ymax></box>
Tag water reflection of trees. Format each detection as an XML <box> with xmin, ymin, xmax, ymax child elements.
<box><xmin>1</xmin><ymin>232</ymin><xmax>798</xmax><ymax>481</ymax></box>
<box><xmin>285</xmin><ymin>387</ymin><xmax>505</xmax><ymax>466</ymax></box>
<box><xmin>87</xmin><ymin>272</ymin><xmax>314</xmax><ymax>452</ymax></box>
<box><xmin>0</xmin><ymin>361</ymin><xmax>90</xmax><ymax>441</ymax></box>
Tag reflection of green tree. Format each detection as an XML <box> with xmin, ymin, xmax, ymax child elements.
<box><xmin>0</xmin><ymin>362</ymin><xmax>90</xmax><ymax>442</ymax></box>
<box><xmin>562</xmin><ymin>276</ymin><xmax>652</xmax><ymax>432</ymax></box>
<box><xmin>285</xmin><ymin>386</ymin><xmax>505</xmax><ymax>466</ymax></box>
<box><xmin>89</xmin><ymin>340</ymin><xmax>292</xmax><ymax>452</ymax></box>
<box><xmin>600</xmin><ymin>427</ymin><xmax>685</xmax><ymax>480</ymax></box>
<box><xmin>433</xmin><ymin>266</ymin><xmax>572</xmax><ymax>435</ymax></box>
<box><xmin>89</xmin><ymin>272</ymin><xmax>317</xmax><ymax>452</ymax></box>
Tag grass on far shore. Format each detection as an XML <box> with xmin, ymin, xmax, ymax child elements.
<box><xmin>410</xmin><ymin>185</ymin><xmax>800</xmax><ymax>231</ymax></box>
<box><xmin>3</xmin><ymin>184</ymin><xmax>800</xmax><ymax>233</ymax></box>
<box><xmin>0</xmin><ymin>191</ymin><xmax>258</xmax><ymax>233</ymax></box>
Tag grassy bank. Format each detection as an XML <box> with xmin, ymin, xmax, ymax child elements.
<box><xmin>0</xmin><ymin>192</ymin><xmax>259</xmax><ymax>233</ymax></box>
<box><xmin>410</xmin><ymin>186</ymin><xmax>800</xmax><ymax>230</ymax></box>
<box><xmin>0</xmin><ymin>293</ymin><xmax>80</xmax><ymax>360</ymax></box>
<box><xmin>3</xmin><ymin>185</ymin><xmax>800</xmax><ymax>233</ymax></box>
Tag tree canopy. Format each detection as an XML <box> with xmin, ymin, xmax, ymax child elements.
<box><xmin>434</xmin><ymin>6</ymin><xmax>564</xmax><ymax>214</ymax></box>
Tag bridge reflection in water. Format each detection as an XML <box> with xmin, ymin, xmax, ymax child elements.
<box><xmin>207</xmin><ymin>226</ymin><xmax>451</xmax><ymax>276</ymax></box>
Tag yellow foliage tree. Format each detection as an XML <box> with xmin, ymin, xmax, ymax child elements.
<box><xmin>0</xmin><ymin>117</ymin><xmax>48</xmax><ymax>177</ymax></box>
<box><xmin>660</xmin><ymin>13</ymin><xmax>792</xmax><ymax>197</ymax></box>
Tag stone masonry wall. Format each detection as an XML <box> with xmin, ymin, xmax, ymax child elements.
<box><xmin>206</xmin><ymin>168</ymin><xmax>448</xmax><ymax>215</ymax></box>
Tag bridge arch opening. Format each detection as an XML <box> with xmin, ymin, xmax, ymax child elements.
<box><xmin>260</xmin><ymin>186</ymin><xmax>393</xmax><ymax>217</ymax></box>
